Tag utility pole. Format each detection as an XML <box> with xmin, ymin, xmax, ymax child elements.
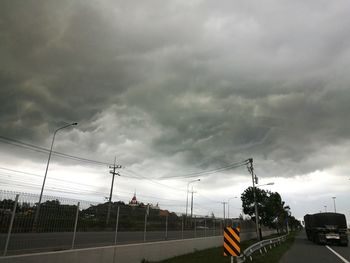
<box><xmin>186</xmin><ymin>179</ymin><xmax>200</xmax><ymax>219</ymax></box>
<box><xmin>247</xmin><ymin>158</ymin><xmax>260</xmax><ymax>241</ymax></box>
<box><xmin>332</xmin><ymin>197</ymin><xmax>336</xmax><ymax>213</ymax></box>
<box><xmin>221</xmin><ymin>201</ymin><xmax>227</xmax><ymax>227</ymax></box>
<box><xmin>106</xmin><ymin>157</ymin><xmax>122</xmax><ymax>225</ymax></box>
<box><xmin>190</xmin><ymin>187</ymin><xmax>196</xmax><ymax>218</ymax></box>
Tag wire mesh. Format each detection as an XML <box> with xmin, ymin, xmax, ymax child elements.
<box><xmin>0</xmin><ymin>190</ymin><xmax>251</xmax><ymax>256</ymax></box>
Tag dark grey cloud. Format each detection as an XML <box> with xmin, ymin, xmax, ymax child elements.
<box><xmin>1</xmin><ymin>0</ymin><xmax>350</xmax><ymax>180</ymax></box>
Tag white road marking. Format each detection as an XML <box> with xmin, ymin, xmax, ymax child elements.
<box><xmin>326</xmin><ymin>245</ymin><xmax>350</xmax><ymax>263</ymax></box>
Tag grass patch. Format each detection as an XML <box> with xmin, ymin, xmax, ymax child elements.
<box><xmin>150</xmin><ymin>232</ymin><xmax>298</xmax><ymax>263</ymax></box>
<box><xmin>244</xmin><ymin>232</ymin><xmax>297</xmax><ymax>263</ymax></box>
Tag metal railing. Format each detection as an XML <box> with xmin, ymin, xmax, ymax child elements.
<box><xmin>238</xmin><ymin>234</ymin><xmax>288</xmax><ymax>262</ymax></box>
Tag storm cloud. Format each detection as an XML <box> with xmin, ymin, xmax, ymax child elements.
<box><xmin>1</xmin><ymin>0</ymin><xmax>350</xmax><ymax>188</ymax></box>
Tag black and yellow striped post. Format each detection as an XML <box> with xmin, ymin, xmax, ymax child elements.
<box><xmin>223</xmin><ymin>226</ymin><xmax>240</xmax><ymax>260</ymax></box>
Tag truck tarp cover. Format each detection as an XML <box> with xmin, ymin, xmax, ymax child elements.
<box><xmin>305</xmin><ymin>213</ymin><xmax>347</xmax><ymax>228</ymax></box>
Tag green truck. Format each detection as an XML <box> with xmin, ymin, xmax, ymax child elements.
<box><xmin>304</xmin><ymin>212</ymin><xmax>348</xmax><ymax>246</ymax></box>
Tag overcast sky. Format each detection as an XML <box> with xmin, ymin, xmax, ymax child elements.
<box><xmin>1</xmin><ymin>0</ymin><xmax>350</xmax><ymax>223</ymax></box>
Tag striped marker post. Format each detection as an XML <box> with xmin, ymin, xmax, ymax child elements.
<box><xmin>223</xmin><ymin>226</ymin><xmax>240</xmax><ymax>261</ymax></box>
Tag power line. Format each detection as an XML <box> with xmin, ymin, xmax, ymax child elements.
<box><xmin>0</xmin><ymin>135</ymin><xmax>252</xmax><ymax>213</ymax></box>
<box><xmin>0</xmin><ymin>166</ymin><xmax>107</xmax><ymax>189</ymax></box>
<box><xmin>0</xmin><ymin>135</ymin><xmax>112</xmax><ymax>166</ymax></box>
<box><xmin>1</xmin><ymin>177</ymin><xmax>109</xmax><ymax>196</ymax></box>
<box><xmin>0</xmin><ymin>165</ymin><xmax>187</xmax><ymax>203</ymax></box>
<box><xmin>2</xmin><ymin>178</ymin><xmax>187</xmax><ymax>206</ymax></box>
<box><xmin>1</xmin><ymin>135</ymin><xmax>250</xmax><ymax>183</ymax></box>
<box><xmin>0</xmin><ymin>168</ymin><xmax>188</xmax><ymax>204</ymax></box>
<box><xmin>160</xmin><ymin>160</ymin><xmax>249</xmax><ymax>179</ymax></box>
<box><xmin>120</xmin><ymin>159</ymin><xmax>249</xmax><ymax>192</ymax></box>
<box><xmin>121</xmin><ymin>169</ymin><xmax>187</xmax><ymax>192</ymax></box>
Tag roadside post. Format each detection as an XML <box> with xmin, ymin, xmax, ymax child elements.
<box><xmin>223</xmin><ymin>226</ymin><xmax>241</xmax><ymax>263</ymax></box>
<box><xmin>165</xmin><ymin>215</ymin><xmax>168</xmax><ymax>240</ymax></box>
<box><xmin>213</xmin><ymin>219</ymin><xmax>216</xmax><ymax>236</ymax></box>
<box><xmin>181</xmin><ymin>216</ymin><xmax>184</xmax><ymax>239</ymax></box>
<box><xmin>194</xmin><ymin>216</ymin><xmax>197</xmax><ymax>238</ymax></box>
<box><xmin>114</xmin><ymin>206</ymin><xmax>120</xmax><ymax>244</ymax></box>
<box><xmin>143</xmin><ymin>204</ymin><xmax>149</xmax><ymax>242</ymax></box>
<box><xmin>71</xmin><ymin>201</ymin><xmax>80</xmax><ymax>249</ymax></box>
<box><xmin>3</xmin><ymin>194</ymin><xmax>19</xmax><ymax>256</ymax></box>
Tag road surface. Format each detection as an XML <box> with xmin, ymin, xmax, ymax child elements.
<box><xmin>280</xmin><ymin>231</ymin><xmax>350</xmax><ymax>263</ymax></box>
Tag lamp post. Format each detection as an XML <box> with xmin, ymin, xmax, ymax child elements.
<box><xmin>332</xmin><ymin>197</ymin><xmax>336</xmax><ymax>213</ymax></box>
<box><xmin>186</xmin><ymin>179</ymin><xmax>200</xmax><ymax>218</ymax></box>
<box><xmin>221</xmin><ymin>201</ymin><xmax>227</xmax><ymax>220</ymax></box>
<box><xmin>34</xmin><ymin>122</ymin><xmax>78</xmax><ymax>226</ymax></box>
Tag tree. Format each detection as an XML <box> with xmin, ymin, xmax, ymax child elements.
<box><xmin>241</xmin><ymin>187</ymin><xmax>295</xmax><ymax>232</ymax></box>
<box><xmin>241</xmin><ymin>186</ymin><xmax>268</xmax><ymax>225</ymax></box>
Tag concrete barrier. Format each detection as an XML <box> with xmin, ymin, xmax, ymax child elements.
<box><xmin>0</xmin><ymin>230</ymin><xmax>277</xmax><ymax>263</ymax></box>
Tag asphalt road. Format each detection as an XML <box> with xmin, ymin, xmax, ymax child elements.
<box><xmin>280</xmin><ymin>231</ymin><xmax>350</xmax><ymax>263</ymax></box>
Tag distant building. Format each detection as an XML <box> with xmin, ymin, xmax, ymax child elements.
<box><xmin>128</xmin><ymin>192</ymin><xmax>160</xmax><ymax>210</ymax></box>
<box><xmin>129</xmin><ymin>192</ymin><xmax>139</xmax><ymax>206</ymax></box>
<box><xmin>149</xmin><ymin>203</ymin><xmax>160</xmax><ymax>210</ymax></box>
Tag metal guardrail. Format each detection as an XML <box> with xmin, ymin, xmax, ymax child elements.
<box><xmin>237</xmin><ymin>234</ymin><xmax>288</xmax><ymax>262</ymax></box>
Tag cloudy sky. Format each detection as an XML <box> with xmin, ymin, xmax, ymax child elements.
<box><xmin>1</xmin><ymin>0</ymin><xmax>350</xmax><ymax>222</ymax></box>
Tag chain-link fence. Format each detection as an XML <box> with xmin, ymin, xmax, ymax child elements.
<box><xmin>0</xmin><ymin>190</ymin><xmax>239</xmax><ymax>256</ymax></box>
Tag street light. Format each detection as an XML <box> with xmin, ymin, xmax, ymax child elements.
<box><xmin>332</xmin><ymin>197</ymin><xmax>336</xmax><ymax>213</ymax></box>
<box><xmin>34</xmin><ymin>122</ymin><xmax>78</xmax><ymax>225</ymax></box>
<box><xmin>186</xmin><ymin>179</ymin><xmax>200</xmax><ymax>218</ymax></box>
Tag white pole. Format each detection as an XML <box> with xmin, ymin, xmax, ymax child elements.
<box><xmin>3</xmin><ymin>194</ymin><xmax>19</xmax><ymax>256</ymax></box>
<box><xmin>143</xmin><ymin>208</ymin><xmax>148</xmax><ymax>242</ymax></box>
<box><xmin>165</xmin><ymin>215</ymin><xmax>168</xmax><ymax>240</ymax></box>
<box><xmin>114</xmin><ymin>206</ymin><xmax>120</xmax><ymax>244</ymax></box>
<box><xmin>194</xmin><ymin>215</ymin><xmax>197</xmax><ymax>238</ymax></box>
<box><xmin>213</xmin><ymin>219</ymin><xmax>215</xmax><ymax>236</ymax></box>
<box><xmin>34</xmin><ymin>123</ymin><xmax>77</xmax><ymax>226</ymax></box>
<box><xmin>181</xmin><ymin>216</ymin><xmax>184</xmax><ymax>239</ymax></box>
<box><xmin>71</xmin><ymin>201</ymin><xmax>80</xmax><ymax>249</ymax></box>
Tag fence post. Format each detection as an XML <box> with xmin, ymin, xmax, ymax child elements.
<box><xmin>143</xmin><ymin>207</ymin><xmax>148</xmax><ymax>242</ymax></box>
<box><xmin>181</xmin><ymin>216</ymin><xmax>184</xmax><ymax>239</ymax></box>
<box><xmin>71</xmin><ymin>201</ymin><xmax>80</xmax><ymax>249</ymax></box>
<box><xmin>194</xmin><ymin>216</ymin><xmax>196</xmax><ymax>238</ymax></box>
<box><xmin>204</xmin><ymin>218</ymin><xmax>207</xmax><ymax>237</ymax></box>
<box><xmin>213</xmin><ymin>219</ymin><xmax>215</xmax><ymax>236</ymax></box>
<box><xmin>3</xmin><ymin>194</ymin><xmax>19</xmax><ymax>256</ymax></box>
<box><xmin>165</xmin><ymin>215</ymin><xmax>168</xmax><ymax>240</ymax></box>
<box><xmin>114</xmin><ymin>206</ymin><xmax>120</xmax><ymax>245</ymax></box>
